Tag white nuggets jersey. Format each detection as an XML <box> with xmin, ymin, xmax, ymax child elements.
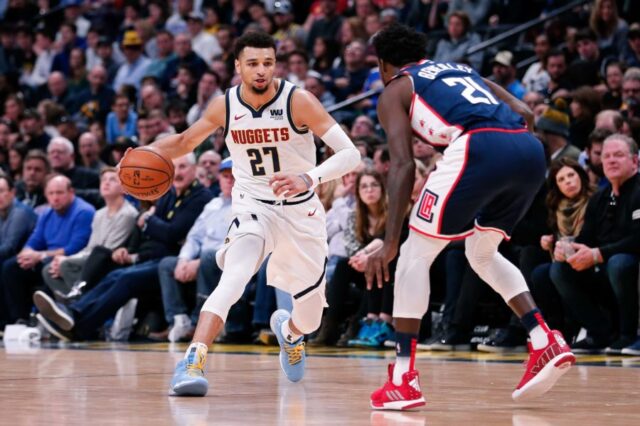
<box><xmin>224</xmin><ymin>79</ymin><xmax>316</xmax><ymax>200</ymax></box>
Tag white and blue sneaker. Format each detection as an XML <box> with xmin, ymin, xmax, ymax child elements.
<box><xmin>270</xmin><ymin>309</ymin><xmax>306</xmax><ymax>382</ymax></box>
<box><xmin>169</xmin><ymin>346</ymin><xmax>209</xmax><ymax>396</ymax></box>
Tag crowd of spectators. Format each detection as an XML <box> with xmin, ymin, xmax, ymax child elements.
<box><xmin>1</xmin><ymin>0</ymin><xmax>640</xmax><ymax>356</ymax></box>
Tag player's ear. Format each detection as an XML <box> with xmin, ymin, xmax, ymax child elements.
<box><xmin>234</xmin><ymin>59</ymin><xmax>241</xmax><ymax>75</ymax></box>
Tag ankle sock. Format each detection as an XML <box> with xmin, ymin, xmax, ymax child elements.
<box><xmin>185</xmin><ymin>342</ymin><xmax>209</xmax><ymax>369</ymax></box>
<box><xmin>281</xmin><ymin>319</ymin><xmax>302</xmax><ymax>344</ymax></box>
<box><xmin>520</xmin><ymin>309</ymin><xmax>550</xmax><ymax>350</ymax></box>
<box><xmin>393</xmin><ymin>332</ymin><xmax>418</xmax><ymax>386</ymax></box>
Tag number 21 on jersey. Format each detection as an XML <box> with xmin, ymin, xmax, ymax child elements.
<box><xmin>442</xmin><ymin>76</ymin><xmax>499</xmax><ymax>105</ymax></box>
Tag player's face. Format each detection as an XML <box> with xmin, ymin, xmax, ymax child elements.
<box><xmin>555</xmin><ymin>166</ymin><xmax>581</xmax><ymax>200</ymax></box>
<box><xmin>358</xmin><ymin>175</ymin><xmax>382</xmax><ymax>206</ymax></box>
<box><xmin>236</xmin><ymin>47</ymin><xmax>276</xmax><ymax>95</ymax></box>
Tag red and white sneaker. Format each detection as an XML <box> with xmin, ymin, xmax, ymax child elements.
<box><xmin>370</xmin><ymin>364</ymin><xmax>426</xmax><ymax>411</ymax></box>
<box><xmin>512</xmin><ymin>329</ymin><xmax>576</xmax><ymax>401</ymax></box>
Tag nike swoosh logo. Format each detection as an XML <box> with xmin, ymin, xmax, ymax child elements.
<box><xmin>308</xmin><ymin>208</ymin><xmax>317</xmax><ymax>217</ymax></box>
<box><xmin>234</xmin><ymin>114</ymin><xmax>246</xmax><ymax>120</ymax></box>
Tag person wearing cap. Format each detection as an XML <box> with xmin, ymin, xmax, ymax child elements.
<box><xmin>187</xmin><ymin>11</ymin><xmax>221</xmax><ymax>67</ymax></box>
<box><xmin>19</xmin><ymin>110</ymin><xmax>51</xmax><ymax>152</ymax></box>
<box><xmin>623</xmin><ymin>23</ymin><xmax>640</xmax><ymax>68</ymax></box>
<box><xmin>536</xmin><ymin>98</ymin><xmax>581</xmax><ymax>162</ymax></box>
<box><xmin>433</xmin><ymin>11</ymin><xmax>483</xmax><ymax>71</ymax></box>
<box><xmin>273</xmin><ymin>0</ymin><xmax>306</xmax><ymax>45</ymax></box>
<box><xmin>113</xmin><ymin>30</ymin><xmax>151</xmax><ymax>93</ymax></box>
<box><xmin>153</xmin><ymin>157</ymin><xmax>235</xmax><ymax>342</ymax></box>
<box><xmin>491</xmin><ymin>50</ymin><xmax>526</xmax><ymax>100</ymax></box>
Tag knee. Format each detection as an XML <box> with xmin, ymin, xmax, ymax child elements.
<box><xmin>606</xmin><ymin>254</ymin><xmax>639</xmax><ymax>283</ymax></box>
<box><xmin>464</xmin><ymin>241</ymin><xmax>494</xmax><ymax>271</ymax></box>
<box><xmin>159</xmin><ymin>256</ymin><xmax>177</xmax><ymax>274</ymax></box>
<box><xmin>549</xmin><ymin>262</ymin><xmax>574</xmax><ymax>290</ymax></box>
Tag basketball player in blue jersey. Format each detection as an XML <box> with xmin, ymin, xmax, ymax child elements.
<box><xmin>365</xmin><ymin>24</ymin><xmax>575</xmax><ymax>410</ymax></box>
<box><xmin>145</xmin><ymin>31</ymin><xmax>360</xmax><ymax>396</ymax></box>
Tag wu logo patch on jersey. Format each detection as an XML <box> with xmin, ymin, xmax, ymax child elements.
<box><xmin>270</xmin><ymin>109</ymin><xmax>284</xmax><ymax>120</ymax></box>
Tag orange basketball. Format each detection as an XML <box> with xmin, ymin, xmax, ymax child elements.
<box><xmin>118</xmin><ymin>147</ymin><xmax>174</xmax><ymax>201</ymax></box>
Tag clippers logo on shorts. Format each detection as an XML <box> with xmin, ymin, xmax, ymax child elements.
<box><xmin>417</xmin><ymin>189</ymin><xmax>438</xmax><ymax>223</ymax></box>
<box><xmin>229</xmin><ymin>128</ymin><xmax>290</xmax><ymax>144</ymax></box>
<box><xmin>270</xmin><ymin>109</ymin><xmax>284</xmax><ymax>120</ymax></box>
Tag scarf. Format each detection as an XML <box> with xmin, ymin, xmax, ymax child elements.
<box><xmin>556</xmin><ymin>196</ymin><xmax>589</xmax><ymax>237</ymax></box>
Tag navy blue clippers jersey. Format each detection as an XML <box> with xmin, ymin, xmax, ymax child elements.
<box><xmin>396</xmin><ymin>60</ymin><xmax>525</xmax><ymax>147</ymax></box>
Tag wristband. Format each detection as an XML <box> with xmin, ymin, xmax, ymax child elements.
<box><xmin>299</xmin><ymin>173</ymin><xmax>313</xmax><ymax>190</ymax></box>
<box><xmin>592</xmin><ymin>248</ymin><xmax>600</xmax><ymax>265</ymax></box>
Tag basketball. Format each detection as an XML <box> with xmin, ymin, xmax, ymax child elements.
<box><xmin>118</xmin><ymin>147</ymin><xmax>174</xmax><ymax>201</ymax></box>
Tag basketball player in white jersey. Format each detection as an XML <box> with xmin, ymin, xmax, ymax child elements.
<box><xmin>144</xmin><ymin>31</ymin><xmax>360</xmax><ymax>396</ymax></box>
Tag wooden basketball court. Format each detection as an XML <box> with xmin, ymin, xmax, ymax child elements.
<box><xmin>1</xmin><ymin>342</ymin><xmax>639</xmax><ymax>425</ymax></box>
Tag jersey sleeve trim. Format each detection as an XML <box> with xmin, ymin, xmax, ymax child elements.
<box><xmin>223</xmin><ymin>88</ymin><xmax>231</xmax><ymax>139</ymax></box>
<box><xmin>286</xmin><ymin>86</ymin><xmax>309</xmax><ymax>135</ymax></box>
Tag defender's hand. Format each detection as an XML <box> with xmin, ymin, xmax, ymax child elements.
<box><xmin>365</xmin><ymin>244</ymin><xmax>398</xmax><ymax>290</ymax></box>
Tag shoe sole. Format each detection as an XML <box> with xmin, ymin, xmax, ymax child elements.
<box><xmin>621</xmin><ymin>348</ymin><xmax>640</xmax><ymax>356</ymax></box>
<box><xmin>477</xmin><ymin>344</ymin><xmax>527</xmax><ymax>353</ymax></box>
<box><xmin>370</xmin><ymin>398</ymin><xmax>426</xmax><ymax>411</ymax></box>
<box><xmin>168</xmin><ymin>380</ymin><xmax>208</xmax><ymax>397</ymax></box>
<box><xmin>36</xmin><ymin>313</ymin><xmax>69</xmax><ymax>342</ymax></box>
<box><xmin>33</xmin><ymin>291</ymin><xmax>74</xmax><ymax>331</ymax></box>
<box><xmin>512</xmin><ymin>352</ymin><xmax>576</xmax><ymax>401</ymax></box>
<box><xmin>424</xmin><ymin>344</ymin><xmax>471</xmax><ymax>351</ymax></box>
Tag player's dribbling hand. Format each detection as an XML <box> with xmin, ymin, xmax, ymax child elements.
<box><xmin>365</xmin><ymin>243</ymin><xmax>398</xmax><ymax>290</ymax></box>
<box><xmin>269</xmin><ymin>173</ymin><xmax>309</xmax><ymax>198</ymax></box>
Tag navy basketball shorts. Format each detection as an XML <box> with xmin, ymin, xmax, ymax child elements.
<box><xmin>409</xmin><ymin>128</ymin><xmax>546</xmax><ymax>240</ymax></box>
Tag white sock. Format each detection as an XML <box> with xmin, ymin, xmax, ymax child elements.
<box><xmin>281</xmin><ymin>319</ymin><xmax>302</xmax><ymax>343</ymax></box>
<box><xmin>184</xmin><ymin>342</ymin><xmax>209</xmax><ymax>369</ymax></box>
<box><xmin>529</xmin><ymin>325</ymin><xmax>549</xmax><ymax>350</ymax></box>
<box><xmin>393</xmin><ymin>357</ymin><xmax>410</xmax><ymax>386</ymax></box>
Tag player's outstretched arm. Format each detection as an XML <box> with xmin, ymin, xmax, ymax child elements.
<box><xmin>482</xmin><ymin>78</ymin><xmax>534</xmax><ymax>131</ymax></box>
<box><xmin>291</xmin><ymin>89</ymin><xmax>360</xmax><ymax>187</ymax></box>
<box><xmin>365</xmin><ymin>76</ymin><xmax>415</xmax><ymax>288</ymax></box>
<box><xmin>149</xmin><ymin>95</ymin><xmax>226</xmax><ymax>160</ymax></box>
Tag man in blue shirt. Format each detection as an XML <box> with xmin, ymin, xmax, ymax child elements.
<box><xmin>0</xmin><ymin>175</ymin><xmax>37</xmax><ymax>327</ymax></box>
<box><xmin>1</xmin><ymin>174</ymin><xmax>94</xmax><ymax>323</ymax></box>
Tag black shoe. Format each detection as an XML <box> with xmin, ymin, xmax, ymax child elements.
<box><xmin>308</xmin><ymin>318</ymin><xmax>340</xmax><ymax>346</ymax></box>
<box><xmin>335</xmin><ymin>316</ymin><xmax>361</xmax><ymax>348</ymax></box>
<box><xmin>477</xmin><ymin>327</ymin><xmax>527</xmax><ymax>353</ymax></box>
<box><xmin>424</xmin><ymin>328</ymin><xmax>470</xmax><ymax>351</ymax></box>
<box><xmin>572</xmin><ymin>336</ymin><xmax>607</xmax><ymax>354</ymax></box>
<box><xmin>604</xmin><ymin>336</ymin><xmax>637</xmax><ymax>355</ymax></box>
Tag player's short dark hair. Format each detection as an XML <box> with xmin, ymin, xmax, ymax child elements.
<box><xmin>372</xmin><ymin>23</ymin><xmax>427</xmax><ymax>68</ymax></box>
<box><xmin>233</xmin><ymin>31</ymin><xmax>276</xmax><ymax>60</ymax></box>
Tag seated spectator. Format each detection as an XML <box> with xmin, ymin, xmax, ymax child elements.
<box><xmin>549</xmin><ymin>134</ymin><xmax>640</xmax><ymax>354</ymax></box>
<box><xmin>602</xmin><ymin>61</ymin><xmax>625</xmax><ymax>109</ymax></box>
<box><xmin>325</xmin><ymin>40</ymin><xmax>369</xmax><ymax>104</ymax></box>
<box><xmin>187</xmin><ymin>70</ymin><xmax>222</xmax><ymax>126</ymax></box>
<box><xmin>522</xmin><ymin>34</ymin><xmax>551</xmax><ymax>93</ymax></box>
<box><xmin>530</xmin><ymin>159</ymin><xmax>595</xmax><ymax>337</ymax></box>
<box><xmin>33</xmin><ymin>153</ymin><xmax>212</xmax><ymax>341</ymax></box>
<box><xmin>197</xmin><ymin>150</ymin><xmax>221</xmax><ymax>197</ymax></box>
<box><xmin>491</xmin><ymin>51</ymin><xmax>526</xmax><ymax>100</ymax></box>
<box><xmin>47</xmin><ymin>137</ymin><xmax>101</xmax><ymax>207</ymax></box>
<box><xmin>0</xmin><ymin>174</ymin><xmax>37</xmax><ymax>327</ymax></box>
<box><xmin>145</xmin><ymin>30</ymin><xmax>176</xmax><ymax>82</ymax></box>
<box><xmin>567</xmin><ymin>29</ymin><xmax>607</xmax><ymax>89</ymax></box>
<box><xmin>595</xmin><ymin>109</ymin><xmax>624</xmax><ymax>132</ymax></box>
<box><xmin>621</xmin><ymin>68</ymin><xmax>640</xmax><ymax>119</ymax></box>
<box><xmin>139</xmin><ymin>83</ymin><xmax>166</xmax><ymax>115</ymax></box>
<box><xmin>19</xmin><ymin>109</ymin><xmax>51</xmax><ymax>152</ymax></box>
<box><xmin>113</xmin><ymin>31</ymin><xmax>151</xmax><ymax>93</ymax></box>
<box><xmin>154</xmin><ymin>158</ymin><xmax>234</xmax><ymax>342</ymax></box>
<box><xmin>433</xmin><ymin>11</ymin><xmax>483</xmax><ymax>71</ymax></box>
<box><xmin>372</xmin><ymin>145</ymin><xmax>390</xmax><ymax>181</ymax></box>
<box><xmin>41</xmin><ymin>72</ymin><xmax>75</xmax><ymax>113</ymax></box>
<box><xmin>304</xmin><ymin>71</ymin><xmax>336</xmax><ymax>109</ymax></box>
<box><xmin>569</xmin><ymin>86</ymin><xmax>601</xmax><ymax>149</ymax></box>
<box><xmin>95</xmin><ymin>36</ymin><xmax>122</xmax><ymax>85</ymax></box>
<box><xmin>162</xmin><ymin>33</ymin><xmax>208</xmax><ymax>89</ymax></box>
<box><xmin>15</xmin><ymin>150</ymin><xmax>50</xmax><ymax>211</ymax></box>
<box><xmin>106</xmin><ymin>94</ymin><xmax>138</xmax><ymax>144</ymax></box>
<box><xmin>41</xmin><ymin>167</ymin><xmax>138</xmax><ymax>296</ymax></box>
<box><xmin>536</xmin><ymin>99</ymin><xmax>581</xmax><ymax>162</ymax></box>
<box><xmin>589</xmin><ymin>0</ymin><xmax>628</xmax><ymax>57</ymax></box>
<box><xmin>539</xmin><ymin>49</ymin><xmax>573</xmax><ymax>100</ymax></box>
<box><xmin>78</xmin><ymin>132</ymin><xmax>107</xmax><ymax>173</ymax></box>
<box><xmin>2</xmin><ymin>174</ymin><xmax>94</xmax><ymax>323</ymax></box>
<box><xmin>186</xmin><ymin>11</ymin><xmax>222</xmax><ymax>67</ymax></box>
<box><xmin>622</xmin><ymin>23</ymin><xmax>640</xmax><ymax>68</ymax></box>
<box><xmin>584</xmin><ymin>128</ymin><xmax>612</xmax><ymax>188</ymax></box>
<box><xmin>71</xmin><ymin>65</ymin><xmax>115</xmax><ymax>125</ymax></box>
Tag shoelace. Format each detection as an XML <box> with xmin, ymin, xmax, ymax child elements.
<box><xmin>285</xmin><ymin>341</ymin><xmax>305</xmax><ymax>365</ymax></box>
